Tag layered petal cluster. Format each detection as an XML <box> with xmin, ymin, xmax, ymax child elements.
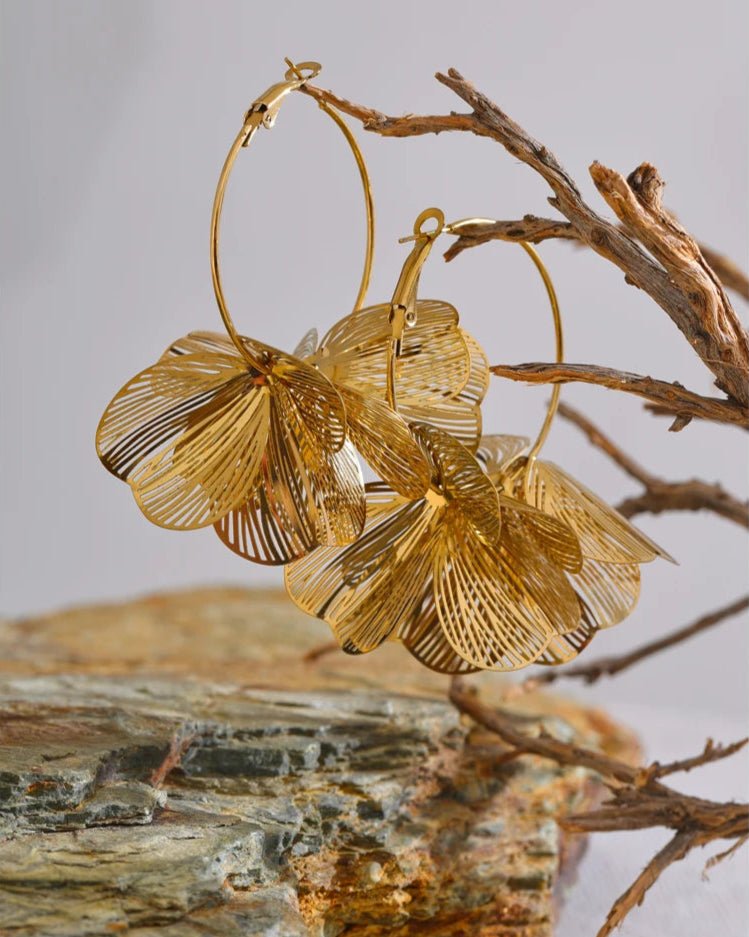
<box><xmin>302</xmin><ymin>298</ymin><xmax>489</xmax><ymax>490</ymax></box>
<box><xmin>285</xmin><ymin>425</ymin><xmax>672</xmax><ymax>674</ymax></box>
<box><xmin>287</xmin><ymin>424</ymin><xmax>586</xmax><ymax>671</ymax></box>
<box><xmin>96</xmin><ymin>299</ymin><xmax>485</xmax><ymax>570</ymax></box>
<box><xmin>97</xmin><ymin>243</ymin><xmax>670</xmax><ymax>674</ymax></box>
<box><xmin>96</xmin><ymin>331</ymin><xmax>365</xmax><ymax>563</ymax></box>
<box><xmin>475</xmin><ymin>434</ymin><xmax>674</xmax><ymax>667</ymax></box>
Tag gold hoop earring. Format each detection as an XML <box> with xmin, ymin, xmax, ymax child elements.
<box><xmin>284</xmin><ymin>220</ymin><xmax>673</xmax><ymax>673</ymax></box>
<box><xmin>284</xmin><ymin>207</ymin><xmax>488</xmax><ymax>502</ymax></box>
<box><xmin>210</xmin><ymin>59</ymin><xmax>374</xmax><ymax>363</ymax></box>
<box><xmin>460</xmin><ymin>229</ymin><xmax>675</xmax><ymax>666</ymax></box>
<box><xmin>400</xmin><ymin>234</ymin><xmax>673</xmax><ymax>673</ymax></box>
<box><xmin>286</xmin><ymin>210</ymin><xmax>545</xmax><ymax>670</ymax></box>
<box><xmin>95</xmin><ymin>59</ymin><xmax>674</xmax><ymax>674</ymax></box>
<box><xmin>96</xmin><ymin>60</ymin><xmax>375</xmax><ymax>564</ymax></box>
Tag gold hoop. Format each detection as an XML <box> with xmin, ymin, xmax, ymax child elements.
<box><xmin>443</xmin><ymin>220</ymin><xmax>564</xmax><ymax>473</ymax></box>
<box><xmin>210</xmin><ymin>59</ymin><xmax>375</xmax><ymax>366</ymax></box>
<box><xmin>516</xmin><ymin>241</ymin><xmax>563</xmax><ymax>465</ymax></box>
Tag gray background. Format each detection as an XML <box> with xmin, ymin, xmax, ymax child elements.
<box><xmin>1</xmin><ymin>2</ymin><xmax>748</xmax><ymax>932</ymax></box>
<box><xmin>1</xmin><ymin>0</ymin><xmax>747</xmax><ymax>722</ymax></box>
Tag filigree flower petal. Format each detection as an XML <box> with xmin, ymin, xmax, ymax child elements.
<box><xmin>285</xmin><ymin>490</ymin><xmax>436</xmax><ymax>653</ymax></box>
<box><xmin>477</xmin><ymin>434</ymin><xmax>530</xmax><ymax>479</ymax></box>
<box><xmin>272</xmin><ymin>352</ymin><xmax>347</xmax><ymax>455</ymax></box>
<box><xmin>164</xmin><ymin>331</ymin><xmax>348</xmax><ymax>455</ymax></box>
<box><xmin>338</xmin><ymin>386</ymin><xmax>430</xmax><ymax>499</ymax></box>
<box><xmin>292</xmin><ymin>328</ymin><xmax>319</xmax><ymax>360</ymax></box>
<box><xmin>161</xmin><ymin>330</ymin><xmax>239</xmax><ymax>359</ymax></box>
<box><xmin>522</xmin><ymin>460</ymin><xmax>673</xmax><ymax>564</ymax></box>
<box><xmin>432</xmin><ymin>527</ymin><xmax>554</xmax><ymax>671</ymax></box>
<box><xmin>96</xmin><ymin>352</ymin><xmax>270</xmax><ymax>530</ymax></box>
<box><xmin>312</xmin><ymin>300</ymin><xmax>471</xmax><ymax>403</ymax></box>
<box><xmin>499</xmin><ymin>511</ymin><xmax>582</xmax><ymax>636</ymax></box>
<box><xmin>535</xmin><ymin>605</ymin><xmax>598</xmax><ymax>666</ymax></box>
<box><xmin>398</xmin><ymin>332</ymin><xmax>489</xmax><ymax>452</ymax></box>
<box><xmin>398</xmin><ymin>589</ymin><xmax>481</xmax><ymax>675</ymax></box>
<box><xmin>568</xmin><ymin>558</ymin><xmax>641</xmax><ymax>629</ymax></box>
<box><xmin>498</xmin><ymin>495</ymin><xmax>583</xmax><ymax>573</ymax></box>
<box><xmin>411</xmin><ymin>423</ymin><xmax>501</xmax><ymax>547</ymax></box>
<box><xmin>215</xmin><ymin>408</ymin><xmax>365</xmax><ymax>565</ymax></box>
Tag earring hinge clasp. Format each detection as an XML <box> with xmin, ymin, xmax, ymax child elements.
<box><xmin>240</xmin><ymin>59</ymin><xmax>322</xmax><ymax>144</ymax></box>
<box><xmin>389</xmin><ymin>207</ymin><xmax>447</xmax><ymax>344</ymax></box>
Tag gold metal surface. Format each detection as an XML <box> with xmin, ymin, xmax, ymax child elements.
<box><xmin>96</xmin><ymin>331</ymin><xmax>363</xmax><ymax>549</ymax></box>
<box><xmin>443</xmin><ymin>223</ymin><xmax>563</xmax><ymax>464</ymax></box>
<box><xmin>97</xmin><ymin>60</ymin><xmax>376</xmax><ymax>560</ymax></box>
<box><xmin>294</xmin><ymin>207</ymin><xmax>490</xmax><ymax>497</ymax></box>
<box><xmin>97</xmin><ymin>62</ymin><xmax>674</xmax><ymax>669</ymax></box>
<box><xmin>286</xmin><ymin>424</ymin><xmax>585</xmax><ymax>671</ymax></box>
<box><xmin>284</xmin><ymin>227</ymin><xmax>671</xmax><ymax>673</ymax></box>
<box><xmin>478</xmin><ymin>434</ymin><xmax>645</xmax><ymax>643</ymax></box>
<box><xmin>395</xmin><ymin>330</ymin><xmax>489</xmax><ymax>452</ymax></box>
<box><xmin>210</xmin><ymin>59</ymin><xmax>375</xmax><ymax>364</ymax></box>
<box><xmin>303</xmin><ymin>298</ymin><xmax>476</xmax><ymax>498</ymax></box>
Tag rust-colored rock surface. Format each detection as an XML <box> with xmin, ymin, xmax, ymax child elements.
<box><xmin>0</xmin><ymin>588</ymin><xmax>638</xmax><ymax>936</ymax></box>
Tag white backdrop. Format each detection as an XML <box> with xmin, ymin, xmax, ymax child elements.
<box><xmin>1</xmin><ymin>0</ymin><xmax>747</xmax><ymax>726</ymax></box>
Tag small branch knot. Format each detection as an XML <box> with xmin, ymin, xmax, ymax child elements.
<box><xmin>627</xmin><ymin>162</ymin><xmax>666</xmax><ymax>212</ymax></box>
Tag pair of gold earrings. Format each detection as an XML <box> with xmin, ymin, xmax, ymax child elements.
<box><xmin>96</xmin><ymin>60</ymin><xmax>672</xmax><ymax>674</ymax></box>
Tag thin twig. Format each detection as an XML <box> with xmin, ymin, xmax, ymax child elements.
<box><xmin>302</xmin><ymin>82</ymin><xmax>485</xmax><ymax>138</ymax></box>
<box><xmin>557</xmin><ymin>401</ymin><xmax>659</xmax><ymax>486</ymax></box>
<box><xmin>595</xmin><ymin>830</ymin><xmax>696</xmax><ymax>937</ymax></box>
<box><xmin>450</xmin><ymin>678</ymin><xmax>745</xmax><ymax>794</ymax></box>
<box><xmin>443</xmin><ymin>216</ymin><xmax>749</xmax><ymax>302</ymax></box>
<box><xmin>617</xmin><ymin>484</ymin><xmax>749</xmax><ymax>528</ymax></box>
<box><xmin>443</xmin><ymin>216</ymin><xmax>576</xmax><ymax>260</ymax></box>
<box><xmin>449</xmin><ymin>679</ymin><xmax>749</xmax><ymax>937</ymax></box>
<box><xmin>527</xmin><ymin>594</ymin><xmax>749</xmax><ymax>688</ymax></box>
<box><xmin>490</xmin><ymin>362</ymin><xmax>749</xmax><ymax>429</ymax></box>
<box><xmin>557</xmin><ymin>402</ymin><xmax>749</xmax><ymax>527</ymax></box>
<box><xmin>705</xmin><ymin>834</ymin><xmax>749</xmax><ymax>870</ymax></box>
<box><xmin>642</xmin><ymin>738</ymin><xmax>749</xmax><ymax>783</ymax></box>
<box><xmin>450</xmin><ymin>678</ymin><xmax>644</xmax><ymax>784</ymax></box>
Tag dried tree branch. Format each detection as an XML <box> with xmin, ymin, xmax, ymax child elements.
<box><xmin>643</xmin><ymin>738</ymin><xmax>749</xmax><ymax>783</ymax></box>
<box><xmin>449</xmin><ymin>679</ymin><xmax>749</xmax><ymax>937</ymax></box>
<box><xmin>443</xmin><ymin>216</ymin><xmax>749</xmax><ymax>303</ymax></box>
<box><xmin>306</xmin><ymin>71</ymin><xmax>749</xmax><ymax>408</ymax></box>
<box><xmin>699</xmin><ymin>244</ymin><xmax>749</xmax><ymax>302</ymax></box>
<box><xmin>590</xmin><ymin>161</ymin><xmax>749</xmax><ymax>406</ymax></box>
<box><xmin>594</xmin><ymin>830</ymin><xmax>696</xmax><ymax>936</ymax></box>
<box><xmin>302</xmin><ymin>83</ymin><xmax>485</xmax><ymax>138</ymax></box>
<box><xmin>443</xmin><ymin>215</ymin><xmax>577</xmax><ymax>260</ymax></box>
<box><xmin>557</xmin><ymin>402</ymin><xmax>749</xmax><ymax>527</ymax></box>
<box><xmin>618</xmin><ymin>485</ymin><xmax>749</xmax><ymax>527</ymax></box>
<box><xmin>440</xmin><ymin>69</ymin><xmax>749</xmax><ymax>407</ymax></box>
<box><xmin>527</xmin><ymin>594</ymin><xmax>749</xmax><ymax>689</ymax></box>
<box><xmin>556</xmin><ymin>402</ymin><xmax>658</xmax><ymax>485</ymax></box>
<box><xmin>490</xmin><ymin>362</ymin><xmax>749</xmax><ymax>429</ymax></box>
<box><xmin>705</xmin><ymin>834</ymin><xmax>749</xmax><ymax>870</ymax></box>
<box><xmin>449</xmin><ymin>678</ymin><xmax>747</xmax><ymax>802</ymax></box>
